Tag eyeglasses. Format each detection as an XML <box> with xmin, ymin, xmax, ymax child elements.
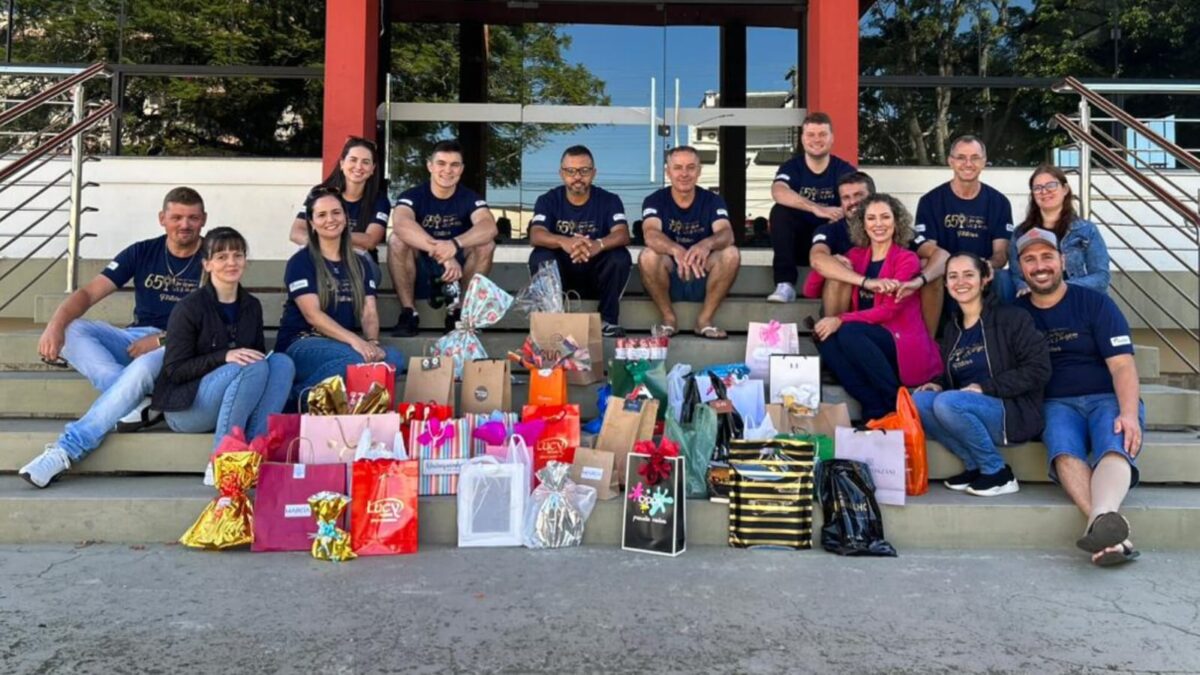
<box><xmin>308</xmin><ymin>186</ymin><xmax>341</xmax><ymax>200</ymax></box>
<box><xmin>1031</xmin><ymin>181</ymin><xmax>1062</xmax><ymax>194</ymax></box>
<box><xmin>560</xmin><ymin>167</ymin><xmax>595</xmax><ymax>177</ymax></box>
<box><xmin>951</xmin><ymin>155</ymin><xmax>985</xmax><ymax>164</ymax></box>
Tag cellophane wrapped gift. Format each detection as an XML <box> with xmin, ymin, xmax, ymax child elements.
<box><xmin>309</xmin><ymin>491</ymin><xmax>356</xmax><ymax>562</ymax></box>
<box><xmin>522</xmin><ymin>461</ymin><xmax>597</xmax><ymax>549</ymax></box>
<box><xmin>433</xmin><ymin>274</ymin><xmax>514</xmax><ymax>378</ymax></box>
<box><xmin>180</xmin><ymin>450</ymin><xmax>262</xmax><ymax>550</ymax></box>
<box><xmin>513</xmin><ymin>260</ymin><xmax>565</xmax><ymax>315</ymax></box>
<box><xmin>306</xmin><ymin>375</ymin><xmax>391</xmax><ymax>416</ymax></box>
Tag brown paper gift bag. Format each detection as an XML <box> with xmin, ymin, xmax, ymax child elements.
<box><xmin>596</xmin><ymin>397</ymin><xmax>659</xmax><ymax>487</ymax></box>
<box><xmin>767</xmin><ymin>402</ymin><xmax>850</xmax><ymax>438</ymax></box>
<box><xmin>529</xmin><ymin>311</ymin><xmax>604</xmax><ymax>385</ymax></box>
<box><xmin>401</xmin><ymin>355</ymin><xmax>454</xmax><ymax>407</ymax></box>
<box><xmin>460</xmin><ymin>359</ymin><xmax>512</xmax><ymax>415</ymax></box>
<box><xmin>570</xmin><ymin>447</ymin><xmax>618</xmax><ymax>500</ymax></box>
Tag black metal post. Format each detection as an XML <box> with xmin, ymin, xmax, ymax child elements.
<box><xmin>719</xmin><ymin>23</ymin><xmax>747</xmax><ymax>243</ymax></box>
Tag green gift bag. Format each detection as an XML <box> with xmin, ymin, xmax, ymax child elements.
<box><xmin>664</xmin><ymin>403</ymin><xmax>718</xmax><ymax>499</ymax></box>
<box><xmin>778</xmin><ymin>433</ymin><xmax>834</xmax><ymax>462</ymax></box>
<box><xmin>607</xmin><ymin>359</ymin><xmax>669</xmax><ymax>420</ymax></box>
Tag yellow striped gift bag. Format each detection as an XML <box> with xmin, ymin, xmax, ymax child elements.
<box><xmin>728</xmin><ymin>450</ymin><xmax>815</xmax><ymax>550</ymax></box>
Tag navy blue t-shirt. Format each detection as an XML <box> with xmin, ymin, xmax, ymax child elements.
<box><xmin>275</xmin><ymin>250</ymin><xmax>378</xmax><ymax>353</ymax></box>
<box><xmin>100</xmin><ymin>235</ymin><xmax>203</xmax><ymax>331</ymax></box>
<box><xmin>812</xmin><ymin>219</ymin><xmax>853</xmax><ymax>256</ymax></box>
<box><xmin>297</xmin><ymin>192</ymin><xmax>391</xmax><ymax>235</ymax></box>
<box><xmin>394</xmin><ymin>181</ymin><xmax>487</xmax><ymax>240</ymax></box>
<box><xmin>640</xmin><ymin>187</ymin><xmax>729</xmax><ymax>247</ymax></box>
<box><xmin>947</xmin><ymin>322</ymin><xmax>991</xmax><ymax>387</ymax></box>
<box><xmin>857</xmin><ymin>259</ymin><xmax>885</xmax><ymax>310</ymax></box>
<box><xmin>773</xmin><ymin>154</ymin><xmax>856</xmax><ymax>228</ymax></box>
<box><xmin>1017</xmin><ymin>286</ymin><xmax>1134</xmax><ymax>398</ymax></box>
<box><xmin>529</xmin><ymin>186</ymin><xmax>628</xmax><ymax>240</ymax></box>
<box><xmin>218</xmin><ymin>301</ymin><xmax>238</xmax><ymax>326</ymax></box>
<box><xmin>915</xmin><ymin>182</ymin><xmax>1014</xmax><ymax>258</ymax></box>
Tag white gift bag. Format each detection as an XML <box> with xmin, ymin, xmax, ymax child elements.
<box><xmin>457</xmin><ymin>456</ymin><xmax>526</xmax><ymax>547</ymax></box>
<box><xmin>769</xmin><ymin>354</ymin><xmax>821</xmax><ymax>407</ymax></box>
<box><xmin>834</xmin><ymin>426</ymin><xmax>906</xmax><ymax>506</ymax></box>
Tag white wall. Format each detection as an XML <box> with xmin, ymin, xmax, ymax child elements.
<box><xmin>1</xmin><ymin>156</ymin><xmax>1194</xmax><ymax>273</ymax></box>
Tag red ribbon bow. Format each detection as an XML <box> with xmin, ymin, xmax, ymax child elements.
<box><xmin>636</xmin><ymin>438</ymin><xmax>680</xmax><ymax>486</ymax></box>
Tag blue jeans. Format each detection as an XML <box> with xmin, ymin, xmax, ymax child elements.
<box><xmin>913</xmin><ymin>390</ymin><xmax>1007</xmax><ymax>475</ymax></box>
<box><xmin>56</xmin><ymin>320</ymin><xmax>164</xmax><ymax>462</ymax></box>
<box><xmin>1044</xmin><ymin>393</ymin><xmax>1144</xmax><ymax>487</ymax></box>
<box><xmin>286</xmin><ymin>336</ymin><xmax>404</xmax><ymax>401</ymax></box>
<box><xmin>164</xmin><ymin>353</ymin><xmax>295</xmax><ymax>449</ymax></box>
<box><xmin>817</xmin><ymin>322</ymin><xmax>899</xmax><ymax>420</ymax></box>
<box><xmin>61</xmin><ymin>319</ymin><xmax>162</xmax><ymax>391</ymax></box>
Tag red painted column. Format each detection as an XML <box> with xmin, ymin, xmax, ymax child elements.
<box><xmin>322</xmin><ymin>1</ymin><xmax>380</xmax><ymax>176</ymax></box>
<box><xmin>805</xmin><ymin>0</ymin><xmax>860</xmax><ymax>163</ymax></box>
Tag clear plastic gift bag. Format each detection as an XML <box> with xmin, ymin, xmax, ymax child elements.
<box><xmin>522</xmin><ymin>461</ymin><xmax>598</xmax><ymax>549</ymax></box>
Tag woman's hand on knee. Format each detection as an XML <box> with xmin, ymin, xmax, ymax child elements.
<box><xmin>226</xmin><ymin>348</ymin><xmax>265</xmax><ymax>366</ymax></box>
<box><xmin>916</xmin><ymin>382</ymin><xmax>942</xmax><ymax>393</ymax></box>
<box><xmin>813</xmin><ymin>317</ymin><xmax>842</xmax><ymax>341</ymax></box>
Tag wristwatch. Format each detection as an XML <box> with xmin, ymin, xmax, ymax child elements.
<box><xmin>156</xmin><ymin>333</ymin><xmax>167</xmax><ymax>347</ymax></box>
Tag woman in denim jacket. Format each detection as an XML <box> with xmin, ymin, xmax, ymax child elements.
<box><xmin>1008</xmin><ymin>164</ymin><xmax>1111</xmax><ymax>297</ymax></box>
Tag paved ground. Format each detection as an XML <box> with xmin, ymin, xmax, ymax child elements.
<box><xmin>1</xmin><ymin>544</ymin><xmax>1198</xmax><ymax>674</ymax></box>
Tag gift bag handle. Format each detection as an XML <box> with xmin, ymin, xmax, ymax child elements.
<box><xmin>286</xmin><ymin>436</ymin><xmax>316</xmax><ymax>464</ymax></box>
<box><xmin>332</xmin><ymin>417</ymin><xmax>366</xmax><ymax>461</ymax></box>
<box><xmin>563</xmin><ymin>289</ymin><xmax>583</xmax><ymax>312</ymax></box>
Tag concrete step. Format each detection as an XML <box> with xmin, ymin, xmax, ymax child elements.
<box><xmin>2</xmin><ymin>475</ymin><xmax>1197</xmax><ymax>549</ymax></box>
<box><xmin>0</xmin><ymin>369</ymin><xmax>865</xmax><ymax>421</ymax></box>
<box><xmin>33</xmin><ymin>293</ymin><xmax>824</xmax><ymax>333</ymax></box>
<box><xmin>5</xmin><ymin>367</ymin><xmax>1196</xmax><ymax>428</ymax></box>
<box><xmin>0</xmin><ymin>325</ymin><xmax>1166</xmax><ymax>388</ymax></box>
<box><xmin>3</xmin><ymin>420</ymin><xmax>1197</xmax><ymax>484</ymax></box>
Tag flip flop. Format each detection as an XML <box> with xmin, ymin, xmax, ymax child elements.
<box><xmin>1076</xmin><ymin>512</ymin><xmax>1130</xmax><ymax>553</ymax></box>
<box><xmin>696</xmin><ymin>325</ymin><xmax>728</xmax><ymax>340</ymax></box>
<box><xmin>652</xmin><ymin>324</ymin><xmax>678</xmax><ymax>338</ymax></box>
<box><xmin>1094</xmin><ymin>543</ymin><xmax>1140</xmax><ymax>567</ymax></box>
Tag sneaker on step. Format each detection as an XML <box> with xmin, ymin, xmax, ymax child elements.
<box><xmin>202</xmin><ymin>461</ymin><xmax>215</xmax><ymax>487</ymax></box>
<box><xmin>116</xmin><ymin>399</ymin><xmax>163</xmax><ymax>433</ymax></box>
<box><xmin>19</xmin><ymin>445</ymin><xmax>71</xmax><ymax>488</ymax></box>
<box><xmin>965</xmin><ymin>465</ymin><xmax>1019</xmax><ymax>497</ymax></box>
<box><xmin>943</xmin><ymin>469</ymin><xmax>980</xmax><ymax>491</ymax></box>
<box><xmin>601</xmin><ymin>322</ymin><xmax>626</xmax><ymax>338</ymax></box>
<box><xmin>390</xmin><ymin>307</ymin><xmax>419</xmax><ymax>337</ymax></box>
<box><xmin>766</xmin><ymin>282</ymin><xmax>796</xmax><ymax>303</ymax></box>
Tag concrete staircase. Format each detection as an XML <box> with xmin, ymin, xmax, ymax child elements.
<box><xmin>1</xmin><ymin>259</ymin><xmax>1197</xmax><ymax>549</ymax></box>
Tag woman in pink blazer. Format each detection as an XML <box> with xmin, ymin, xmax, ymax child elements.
<box><xmin>812</xmin><ymin>194</ymin><xmax>942</xmax><ymax>420</ymax></box>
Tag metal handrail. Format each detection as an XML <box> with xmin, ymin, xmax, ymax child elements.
<box><xmin>0</xmin><ymin>103</ymin><xmax>115</xmax><ymax>185</ymax></box>
<box><xmin>1084</xmin><ymin>124</ymin><xmax>1199</xmax><ymax>209</ymax></box>
<box><xmin>0</xmin><ymin>63</ymin><xmax>107</xmax><ymax>128</ymax></box>
<box><xmin>1089</xmin><ymin>179</ymin><xmax>1200</xmax><ymax>295</ymax></box>
<box><xmin>1054</xmin><ymin>115</ymin><xmax>1200</xmax><ymax>228</ymax></box>
<box><xmin>1053</xmin><ymin>76</ymin><xmax>1200</xmax><ymax>174</ymax></box>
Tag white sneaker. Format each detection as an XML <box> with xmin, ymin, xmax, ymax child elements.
<box><xmin>766</xmin><ymin>282</ymin><xmax>796</xmax><ymax>303</ymax></box>
<box><xmin>115</xmin><ymin>398</ymin><xmax>151</xmax><ymax>431</ymax></box>
<box><xmin>19</xmin><ymin>445</ymin><xmax>71</xmax><ymax>488</ymax></box>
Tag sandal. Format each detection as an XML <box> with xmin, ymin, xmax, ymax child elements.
<box><xmin>1093</xmin><ymin>542</ymin><xmax>1140</xmax><ymax>567</ymax></box>
<box><xmin>1076</xmin><ymin>512</ymin><xmax>1130</xmax><ymax>553</ymax></box>
<box><xmin>695</xmin><ymin>325</ymin><xmax>728</xmax><ymax>340</ymax></box>
<box><xmin>651</xmin><ymin>324</ymin><xmax>678</xmax><ymax>338</ymax></box>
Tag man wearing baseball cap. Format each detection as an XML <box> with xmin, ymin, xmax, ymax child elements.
<box><xmin>1015</xmin><ymin>228</ymin><xmax>1143</xmax><ymax>567</ymax></box>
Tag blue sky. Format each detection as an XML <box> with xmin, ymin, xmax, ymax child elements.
<box><xmin>488</xmin><ymin>25</ymin><xmax>798</xmax><ymax>209</ymax></box>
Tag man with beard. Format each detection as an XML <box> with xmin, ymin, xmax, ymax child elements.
<box><xmin>766</xmin><ymin>111</ymin><xmax>856</xmax><ymax>303</ymax></box>
<box><xmin>527</xmin><ymin>145</ymin><xmax>633</xmax><ymax>337</ymax></box>
<box><xmin>22</xmin><ymin>187</ymin><xmax>208</xmax><ymax>487</ymax></box>
<box><xmin>1015</xmin><ymin>228</ymin><xmax>1144</xmax><ymax>567</ymax></box>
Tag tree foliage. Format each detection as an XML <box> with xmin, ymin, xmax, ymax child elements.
<box><xmin>860</xmin><ymin>0</ymin><xmax>1200</xmax><ymax>165</ymax></box>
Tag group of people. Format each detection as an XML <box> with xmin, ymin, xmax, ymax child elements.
<box><xmin>768</xmin><ymin>114</ymin><xmax>1137</xmax><ymax>565</ymax></box>
<box><xmin>19</xmin><ymin>117</ymin><xmax>1142</xmax><ymax>566</ymax></box>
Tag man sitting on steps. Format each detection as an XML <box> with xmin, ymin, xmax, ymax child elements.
<box><xmin>22</xmin><ymin>187</ymin><xmax>207</xmax><ymax>488</ymax></box>
<box><xmin>1014</xmin><ymin>228</ymin><xmax>1144</xmax><ymax>567</ymax></box>
<box><xmin>637</xmin><ymin>145</ymin><xmax>740</xmax><ymax>340</ymax></box>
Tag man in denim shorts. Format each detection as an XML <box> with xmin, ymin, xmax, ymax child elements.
<box><xmin>1015</xmin><ymin>228</ymin><xmax>1144</xmax><ymax>567</ymax></box>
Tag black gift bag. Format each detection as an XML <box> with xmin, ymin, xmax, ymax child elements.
<box><xmin>815</xmin><ymin>459</ymin><xmax>897</xmax><ymax>557</ymax></box>
<box><xmin>622</xmin><ymin>453</ymin><xmax>687</xmax><ymax>557</ymax></box>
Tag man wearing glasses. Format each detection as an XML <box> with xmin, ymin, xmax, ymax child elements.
<box><xmin>388</xmin><ymin>139</ymin><xmax>499</xmax><ymax>336</ymax></box>
<box><xmin>914</xmin><ymin>135</ymin><xmax>1015</xmax><ymax>330</ymax></box>
<box><xmin>528</xmin><ymin>145</ymin><xmax>633</xmax><ymax>337</ymax></box>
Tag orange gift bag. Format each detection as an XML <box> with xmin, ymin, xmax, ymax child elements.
<box><xmin>866</xmin><ymin>387</ymin><xmax>928</xmax><ymax>496</ymax></box>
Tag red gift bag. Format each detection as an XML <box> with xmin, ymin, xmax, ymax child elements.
<box><xmin>521</xmin><ymin>404</ymin><xmax>580</xmax><ymax>489</ymax></box>
<box><xmin>266</xmin><ymin>414</ymin><xmax>301</xmax><ymax>463</ymax></box>
<box><xmin>350</xmin><ymin>459</ymin><xmax>419</xmax><ymax>556</ymax></box>
<box><xmin>347</xmin><ymin>362</ymin><xmax>396</xmax><ymax>407</ymax></box>
<box><xmin>252</xmin><ymin>440</ymin><xmax>349</xmax><ymax>552</ymax></box>
<box><xmin>397</xmin><ymin>401</ymin><xmax>454</xmax><ymax>447</ymax></box>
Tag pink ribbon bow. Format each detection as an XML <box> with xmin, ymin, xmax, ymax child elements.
<box><xmin>758</xmin><ymin>320</ymin><xmax>782</xmax><ymax>347</ymax></box>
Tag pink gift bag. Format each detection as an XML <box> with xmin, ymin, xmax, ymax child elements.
<box><xmin>299</xmin><ymin>413</ymin><xmax>401</xmax><ymax>465</ymax></box>
<box><xmin>744</xmin><ymin>320</ymin><xmax>800</xmax><ymax>380</ymax></box>
<box><xmin>252</xmin><ymin>440</ymin><xmax>349</xmax><ymax>552</ymax></box>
